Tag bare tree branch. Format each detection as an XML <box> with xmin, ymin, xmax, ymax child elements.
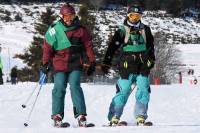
<box><xmin>150</xmin><ymin>32</ymin><xmax>181</xmax><ymax>84</ymax></box>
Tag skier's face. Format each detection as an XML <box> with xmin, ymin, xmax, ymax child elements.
<box><xmin>62</xmin><ymin>13</ymin><xmax>75</xmax><ymax>25</ymax></box>
<box><xmin>127</xmin><ymin>12</ymin><xmax>141</xmax><ymax>23</ymax></box>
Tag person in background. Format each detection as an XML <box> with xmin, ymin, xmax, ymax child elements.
<box><xmin>0</xmin><ymin>46</ymin><xmax>3</xmax><ymax>85</ymax></box>
<box><xmin>10</xmin><ymin>66</ymin><xmax>18</xmax><ymax>84</ymax></box>
<box><xmin>101</xmin><ymin>4</ymin><xmax>155</xmax><ymax>126</ymax></box>
<box><xmin>193</xmin><ymin>76</ymin><xmax>198</xmax><ymax>85</ymax></box>
<box><xmin>42</xmin><ymin>3</ymin><xmax>96</xmax><ymax>128</ymax></box>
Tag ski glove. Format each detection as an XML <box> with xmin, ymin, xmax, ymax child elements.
<box><xmin>87</xmin><ymin>62</ymin><xmax>96</xmax><ymax>76</ymax></box>
<box><xmin>141</xmin><ymin>54</ymin><xmax>155</xmax><ymax>69</ymax></box>
<box><xmin>41</xmin><ymin>63</ymin><xmax>50</xmax><ymax>74</ymax></box>
<box><xmin>147</xmin><ymin>59</ymin><xmax>155</xmax><ymax>69</ymax></box>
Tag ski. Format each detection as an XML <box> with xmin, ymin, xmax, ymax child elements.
<box><xmin>54</xmin><ymin>122</ymin><xmax>70</xmax><ymax>128</ymax></box>
<box><xmin>119</xmin><ymin>121</ymin><xmax>153</xmax><ymax>126</ymax></box>
<box><xmin>54</xmin><ymin>122</ymin><xmax>95</xmax><ymax>128</ymax></box>
<box><xmin>118</xmin><ymin>121</ymin><xmax>128</xmax><ymax>126</ymax></box>
<box><xmin>85</xmin><ymin>123</ymin><xmax>95</xmax><ymax>127</ymax></box>
<box><xmin>137</xmin><ymin>121</ymin><xmax>153</xmax><ymax>126</ymax></box>
<box><xmin>77</xmin><ymin>123</ymin><xmax>95</xmax><ymax>128</ymax></box>
<box><xmin>103</xmin><ymin>121</ymin><xmax>153</xmax><ymax>127</ymax></box>
<box><xmin>102</xmin><ymin>121</ymin><xmax>127</xmax><ymax>127</ymax></box>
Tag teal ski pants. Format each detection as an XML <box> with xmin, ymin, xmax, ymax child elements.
<box><xmin>108</xmin><ymin>74</ymin><xmax>150</xmax><ymax>121</ymax></box>
<box><xmin>52</xmin><ymin>71</ymin><xmax>86</xmax><ymax>119</ymax></box>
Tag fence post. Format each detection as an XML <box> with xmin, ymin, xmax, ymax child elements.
<box><xmin>178</xmin><ymin>72</ymin><xmax>182</xmax><ymax>84</ymax></box>
<box><xmin>154</xmin><ymin>77</ymin><xmax>160</xmax><ymax>85</ymax></box>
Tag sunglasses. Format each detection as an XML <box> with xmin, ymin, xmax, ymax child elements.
<box><xmin>127</xmin><ymin>13</ymin><xmax>141</xmax><ymax>22</ymax></box>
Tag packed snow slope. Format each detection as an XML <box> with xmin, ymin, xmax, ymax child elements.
<box><xmin>0</xmin><ymin>83</ymin><xmax>200</xmax><ymax>133</ymax></box>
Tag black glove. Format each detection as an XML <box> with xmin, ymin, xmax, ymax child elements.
<box><xmin>101</xmin><ymin>64</ymin><xmax>111</xmax><ymax>74</ymax></box>
<box><xmin>41</xmin><ymin>63</ymin><xmax>50</xmax><ymax>74</ymax></box>
<box><xmin>87</xmin><ymin>62</ymin><xmax>96</xmax><ymax>76</ymax></box>
<box><xmin>142</xmin><ymin>54</ymin><xmax>155</xmax><ymax>69</ymax></box>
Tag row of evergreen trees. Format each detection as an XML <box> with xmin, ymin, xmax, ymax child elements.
<box><xmin>1</xmin><ymin>0</ymin><xmax>200</xmax><ymax>9</ymax></box>
<box><xmin>81</xmin><ymin>0</ymin><xmax>200</xmax><ymax>17</ymax></box>
<box><xmin>1</xmin><ymin>0</ymin><xmax>199</xmax><ymax>17</ymax></box>
<box><xmin>15</xmin><ymin>7</ymin><xmax>56</xmax><ymax>81</ymax></box>
<box><xmin>10</xmin><ymin>2</ymin><xmax>181</xmax><ymax>84</ymax></box>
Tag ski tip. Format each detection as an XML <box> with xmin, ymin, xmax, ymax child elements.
<box><xmin>118</xmin><ymin>121</ymin><xmax>128</xmax><ymax>126</ymax></box>
<box><xmin>86</xmin><ymin>123</ymin><xmax>95</xmax><ymax>127</ymax></box>
<box><xmin>24</xmin><ymin>123</ymin><xmax>28</xmax><ymax>127</ymax></box>
<box><xmin>137</xmin><ymin>121</ymin><xmax>153</xmax><ymax>126</ymax></box>
<box><xmin>22</xmin><ymin>104</ymin><xmax>26</xmax><ymax>108</ymax></box>
<box><xmin>144</xmin><ymin>121</ymin><xmax>153</xmax><ymax>126</ymax></box>
<box><xmin>54</xmin><ymin>122</ymin><xmax>70</xmax><ymax>128</ymax></box>
<box><xmin>102</xmin><ymin>121</ymin><xmax>127</xmax><ymax>127</ymax></box>
<box><xmin>79</xmin><ymin>123</ymin><xmax>95</xmax><ymax>128</ymax></box>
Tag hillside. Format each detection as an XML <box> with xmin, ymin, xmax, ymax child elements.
<box><xmin>0</xmin><ymin>3</ymin><xmax>200</xmax><ymax>79</ymax></box>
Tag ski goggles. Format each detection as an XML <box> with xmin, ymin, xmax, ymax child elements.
<box><xmin>62</xmin><ymin>13</ymin><xmax>75</xmax><ymax>22</ymax></box>
<box><xmin>127</xmin><ymin>13</ymin><xmax>141</xmax><ymax>22</ymax></box>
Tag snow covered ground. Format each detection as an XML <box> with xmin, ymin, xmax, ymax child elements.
<box><xmin>0</xmin><ymin>3</ymin><xmax>200</xmax><ymax>132</ymax></box>
<box><xmin>0</xmin><ymin>83</ymin><xmax>200</xmax><ymax>133</ymax></box>
<box><xmin>176</xmin><ymin>44</ymin><xmax>200</xmax><ymax>84</ymax></box>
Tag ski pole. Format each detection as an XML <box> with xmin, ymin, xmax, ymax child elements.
<box><xmin>130</xmin><ymin>83</ymin><xmax>136</xmax><ymax>94</ymax></box>
<box><xmin>21</xmin><ymin>74</ymin><xmax>46</xmax><ymax>108</ymax></box>
<box><xmin>24</xmin><ymin>73</ymin><xmax>46</xmax><ymax>127</ymax></box>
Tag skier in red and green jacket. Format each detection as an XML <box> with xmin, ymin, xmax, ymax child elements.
<box><xmin>102</xmin><ymin>4</ymin><xmax>155</xmax><ymax>126</ymax></box>
<box><xmin>42</xmin><ymin>3</ymin><xmax>96</xmax><ymax>127</ymax></box>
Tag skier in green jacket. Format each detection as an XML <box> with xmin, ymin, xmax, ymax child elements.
<box><xmin>102</xmin><ymin>4</ymin><xmax>155</xmax><ymax>126</ymax></box>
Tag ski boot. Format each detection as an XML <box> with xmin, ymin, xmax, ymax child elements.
<box><xmin>136</xmin><ymin>116</ymin><xmax>153</xmax><ymax>126</ymax></box>
<box><xmin>136</xmin><ymin>116</ymin><xmax>145</xmax><ymax>126</ymax></box>
<box><xmin>52</xmin><ymin>114</ymin><xmax>70</xmax><ymax>128</ymax></box>
<box><xmin>78</xmin><ymin>115</ymin><xmax>87</xmax><ymax>127</ymax></box>
<box><xmin>110</xmin><ymin>115</ymin><xmax>120</xmax><ymax>126</ymax></box>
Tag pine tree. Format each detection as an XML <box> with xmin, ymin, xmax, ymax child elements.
<box><xmin>77</xmin><ymin>4</ymin><xmax>104</xmax><ymax>82</ymax></box>
<box><xmin>127</xmin><ymin>0</ymin><xmax>142</xmax><ymax>6</ymax></box>
<box><xmin>144</xmin><ymin>0</ymin><xmax>161</xmax><ymax>10</ymax></box>
<box><xmin>15</xmin><ymin>7</ymin><xmax>56</xmax><ymax>81</ymax></box>
<box><xmin>78</xmin><ymin>4</ymin><xmax>103</xmax><ymax>63</ymax></box>
<box><xmin>166</xmin><ymin>0</ymin><xmax>183</xmax><ymax>17</ymax></box>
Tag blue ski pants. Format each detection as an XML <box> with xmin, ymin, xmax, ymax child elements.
<box><xmin>52</xmin><ymin>71</ymin><xmax>86</xmax><ymax>119</ymax></box>
<box><xmin>108</xmin><ymin>74</ymin><xmax>150</xmax><ymax>121</ymax></box>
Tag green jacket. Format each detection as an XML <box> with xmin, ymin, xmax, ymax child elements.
<box><xmin>45</xmin><ymin>20</ymin><xmax>77</xmax><ymax>50</ymax></box>
<box><xmin>119</xmin><ymin>25</ymin><xmax>147</xmax><ymax>52</ymax></box>
<box><xmin>103</xmin><ymin>20</ymin><xmax>155</xmax><ymax>77</ymax></box>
